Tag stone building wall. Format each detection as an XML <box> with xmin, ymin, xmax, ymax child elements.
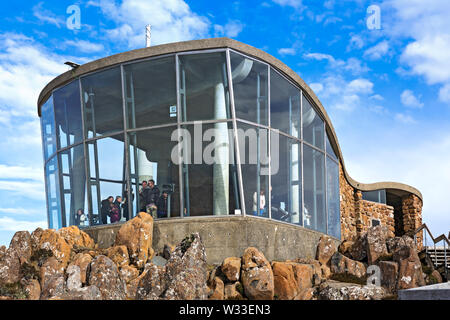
<box><xmin>402</xmin><ymin>194</ymin><xmax>423</xmax><ymax>250</ymax></box>
<box><xmin>339</xmin><ymin>164</ymin><xmax>357</xmax><ymax>241</ymax></box>
<box><xmin>355</xmin><ymin>192</ymin><xmax>395</xmax><ymax>238</ymax></box>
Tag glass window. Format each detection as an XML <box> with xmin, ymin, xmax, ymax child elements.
<box><xmin>230</xmin><ymin>52</ymin><xmax>268</xmax><ymax>125</ymax></box>
<box><xmin>178</xmin><ymin>52</ymin><xmax>230</xmax><ymax>122</ymax></box>
<box><xmin>45</xmin><ymin>156</ymin><xmax>62</xmax><ymax>229</ymax></box>
<box><xmin>327</xmin><ymin>157</ymin><xmax>340</xmax><ymax>239</ymax></box>
<box><xmin>179</xmin><ymin>122</ymin><xmax>240</xmax><ymax>217</ymax></box>
<box><xmin>53</xmin><ymin>80</ymin><xmax>83</xmax><ymax>149</ymax></box>
<box><xmin>237</xmin><ymin>122</ymin><xmax>270</xmax><ymax>217</ymax></box>
<box><xmin>41</xmin><ymin>96</ymin><xmax>57</xmax><ymax>160</ymax></box>
<box><xmin>81</xmin><ymin>67</ymin><xmax>123</xmax><ymax>138</ymax></box>
<box><xmin>270</xmin><ymin>69</ymin><xmax>301</xmax><ymax>137</ymax></box>
<box><xmin>302</xmin><ymin>94</ymin><xmax>324</xmax><ymax>150</ymax></box>
<box><xmin>362</xmin><ymin>189</ymin><xmax>386</xmax><ymax>204</ymax></box>
<box><xmin>123</xmin><ymin>56</ymin><xmax>177</xmax><ymax>129</ymax></box>
<box><xmin>128</xmin><ymin>126</ymin><xmax>180</xmax><ymax>218</ymax></box>
<box><xmin>303</xmin><ymin>144</ymin><xmax>326</xmax><ymax>233</ymax></box>
<box><xmin>326</xmin><ymin>131</ymin><xmax>338</xmax><ymax>161</ymax></box>
<box><xmin>270</xmin><ymin>134</ymin><xmax>302</xmax><ymax>225</ymax></box>
<box><xmin>58</xmin><ymin>144</ymin><xmax>88</xmax><ymax>227</ymax></box>
<box><xmin>86</xmin><ymin>134</ymin><xmax>126</xmax><ymax>225</ymax></box>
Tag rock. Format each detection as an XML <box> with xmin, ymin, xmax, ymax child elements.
<box><xmin>208</xmin><ymin>276</ymin><xmax>224</xmax><ymax>300</ymax></box>
<box><xmin>88</xmin><ymin>255</ymin><xmax>126</xmax><ymax>300</ymax></box>
<box><xmin>366</xmin><ymin>225</ymin><xmax>388</xmax><ymax>264</ymax></box>
<box><xmin>136</xmin><ymin>264</ymin><xmax>167</xmax><ymax>300</ymax></box>
<box><xmin>30</xmin><ymin>228</ymin><xmax>44</xmax><ymax>252</ymax></box>
<box><xmin>162</xmin><ymin>244</ymin><xmax>175</xmax><ymax>260</ymax></box>
<box><xmin>272</xmin><ymin>262</ymin><xmax>298</xmax><ymax>300</ymax></box>
<box><xmin>0</xmin><ymin>248</ymin><xmax>21</xmax><ymax>285</ymax></box>
<box><xmin>393</xmin><ymin>245</ymin><xmax>425</xmax><ymax>290</ymax></box>
<box><xmin>288</xmin><ymin>263</ymin><xmax>314</xmax><ymax>291</ymax></box>
<box><xmin>66</xmin><ymin>265</ymin><xmax>82</xmax><ymax>291</ymax></box>
<box><xmin>9</xmin><ymin>231</ymin><xmax>32</xmax><ymax>265</ymax></box>
<box><xmin>37</xmin><ymin>229</ymin><xmax>71</xmax><ymax>268</ymax></box>
<box><xmin>318</xmin><ymin>280</ymin><xmax>387</xmax><ymax>300</ymax></box>
<box><xmin>321</xmin><ymin>264</ymin><xmax>331</xmax><ymax>279</ymax></box>
<box><xmin>21</xmin><ymin>279</ymin><xmax>41</xmax><ymax>300</ymax></box>
<box><xmin>68</xmin><ymin>253</ymin><xmax>92</xmax><ymax>285</ymax></box>
<box><xmin>241</xmin><ymin>247</ymin><xmax>274</xmax><ymax>300</ymax></box>
<box><xmin>330</xmin><ymin>252</ymin><xmax>366</xmax><ymax>279</ymax></box>
<box><xmin>106</xmin><ymin>245</ymin><xmax>130</xmax><ymax>268</ymax></box>
<box><xmin>316</xmin><ymin>235</ymin><xmax>337</xmax><ymax>265</ymax></box>
<box><xmin>151</xmin><ymin>255</ymin><xmax>168</xmax><ymax>267</ymax></box>
<box><xmin>114</xmin><ymin>212</ymin><xmax>154</xmax><ymax>268</ymax></box>
<box><xmin>349</xmin><ymin>233</ymin><xmax>367</xmax><ymax>261</ymax></box>
<box><xmin>430</xmin><ymin>270</ymin><xmax>443</xmax><ymax>284</ymax></box>
<box><xmin>294</xmin><ymin>258</ymin><xmax>322</xmax><ymax>286</ymax></box>
<box><xmin>338</xmin><ymin>240</ymin><xmax>354</xmax><ymax>256</ymax></box>
<box><xmin>224</xmin><ymin>282</ymin><xmax>245</xmax><ymax>300</ymax></box>
<box><xmin>386</xmin><ymin>235</ymin><xmax>415</xmax><ymax>254</ymax></box>
<box><xmin>163</xmin><ymin>233</ymin><xmax>208</xmax><ymax>300</ymax></box>
<box><xmin>40</xmin><ymin>257</ymin><xmax>65</xmax><ymax>299</ymax></box>
<box><xmin>58</xmin><ymin>286</ymin><xmax>102</xmax><ymax>300</ymax></box>
<box><xmin>294</xmin><ymin>287</ymin><xmax>315</xmax><ymax>300</ymax></box>
<box><xmin>57</xmin><ymin>226</ymin><xmax>95</xmax><ymax>249</ymax></box>
<box><xmin>379</xmin><ymin>261</ymin><xmax>398</xmax><ymax>293</ymax></box>
<box><xmin>0</xmin><ymin>246</ymin><xmax>6</xmax><ymax>259</ymax></box>
<box><xmin>119</xmin><ymin>265</ymin><xmax>139</xmax><ymax>284</ymax></box>
<box><xmin>125</xmin><ymin>263</ymin><xmax>153</xmax><ymax>300</ymax></box>
<box><xmin>221</xmin><ymin>257</ymin><xmax>241</xmax><ymax>282</ymax></box>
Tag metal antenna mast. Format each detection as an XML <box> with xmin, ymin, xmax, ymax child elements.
<box><xmin>146</xmin><ymin>24</ymin><xmax>151</xmax><ymax>47</ymax></box>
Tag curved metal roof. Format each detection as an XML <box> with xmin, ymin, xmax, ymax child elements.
<box><xmin>37</xmin><ymin>37</ymin><xmax>423</xmax><ymax>201</ymax></box>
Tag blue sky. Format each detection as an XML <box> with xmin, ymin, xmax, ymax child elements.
<box><xmin>0</xmin><ymin>0</ymin><xmax>449</xmax><ymax>246</ymax></box>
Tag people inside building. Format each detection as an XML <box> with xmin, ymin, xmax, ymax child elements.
<box><xmin>122</xmin><ymin>188</ymin><xmax>134</xmax><ymax>221</ymax></box>
<box><xmin>253</xmin><ymin>189</ymin><xmax>266</xmax><ymax>217</ymax></box>
<box><xmin>139</xmin><ymin>180</ymin><xmax>150</xmax><ymax>212</ymax></box>
<box><xmin>110</xmin><ymin>197</ymin><xmax>121</xmax><ymax>223</ymax></box>
<box><xmin>157</xmin><ymin>191</ymin><xmax>169</xmax><ymax>218</ymax></box>
<box><xmin>146</xmin><ymin>179</ymin><xmax>160</xmax><ymax>218</ymax></box>
<box><xmin>100</xmin><ymin>196</ymin><xmax>114</xmax><ymax>224</ymax></box>
<box><xmin>74</xmin><ymin>208</ymin><xmax>86</xmax><ymax>226</ymax></box>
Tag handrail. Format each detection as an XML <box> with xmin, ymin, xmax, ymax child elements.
<box><xmin>414</xmin><ymin>223</ymin><xmax>450</xmax><ymax>247</ymax></box>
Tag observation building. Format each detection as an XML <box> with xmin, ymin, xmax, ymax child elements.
<box><xmin>37</xmin><ymin>38</ymin><xmax>423</xmax><ymax>262</ymax></box>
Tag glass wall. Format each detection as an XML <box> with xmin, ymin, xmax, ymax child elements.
<box><xmin>362</xmin><ymin>189</ymin><xmax>386</xmax><ymax>204</ymax></box>
<box><xmin>41</xmin><ymin>48</ymin><xmax>341</xmax><ymax>239</ymax></box>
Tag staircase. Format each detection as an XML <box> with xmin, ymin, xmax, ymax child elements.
<box><xmin>425</xmin><ymin>247</ymin><xmax>449</xmax><ymax>271</ymax></box>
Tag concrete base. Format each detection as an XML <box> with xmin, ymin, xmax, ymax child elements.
<box><xmin>398</xmin><ymin>282</ymin><xmax>450</xmax><ymax>300</ymax></box>
<box><xmin>83</xmin><ymin>215</ymin><xmax>340</xmax><ymax>264</ymax></box>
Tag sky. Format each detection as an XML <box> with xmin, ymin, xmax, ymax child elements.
<box><xmin>0</xmin><ymin>0</ymin><xmax>449</xmax><ymax>246</ymax></box>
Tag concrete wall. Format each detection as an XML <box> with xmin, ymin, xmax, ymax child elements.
<box><xmin>83</xmin><ymin>216</ymin><xmax>340</xmax><ymax>264</ymax></box>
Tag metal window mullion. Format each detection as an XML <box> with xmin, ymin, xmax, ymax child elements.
<box><xmin>300</xmin><ymin>90</ymin><xmax>304</xmax><ymax>227</ymax></box>
<box><xmin>176</xmin><ymin>53</ymin><xmax>184</xmax><ymax>218</ymax></box>
<box><xmin>121</xmin><ymin>64</ymin><xmax>132</xmax><ymax>221</ymax></box>
<box><xmin>267</xmin><ymin>65</ymin><xmax>271</xmax><ymax>220</ymax></box>
<box><xmin>324</xmin><ymin>121</ymin><xmax>328</xmax><ymax>235</ymax></box>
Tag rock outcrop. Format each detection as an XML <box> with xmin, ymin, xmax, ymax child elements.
<box><xmin>241</xmin><ymin>247</ymin><xmax>274</xmax><ymax>300</ymax></box>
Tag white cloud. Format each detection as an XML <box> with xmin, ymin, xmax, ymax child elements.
<box><xmin>363</xmin><ymin>40</ymin><xmax>390</xmax><ymax>60</ymax></box>
<box><xmin>94</xmin><ymin>0</ymin><xmax>210</xmax><ymax>48</ymax></box>
<box><xmin>278</xmin><ymin>47</ymin><xmax>297</xmax><ymax>56</ymax></box>
<box><xmin>32</xmin><ymin>2</ymin><xmax>65</xmax><ymax>28</ymax></box>
<box><xmin>214</xmin><ymin>20</ymin><xmax>244</xmax><ymax>38</ymax></box>
<box><xmin>309</xmin><ymin>83</ymin><xmax>323</xmax><ymax>94</ymax></box>
<box><xmin>0</xmin><ymin>181</ymin><xmax>45</xmax><ymax>201</ymax></box>
<box><xmin>438</xmin><ymin>83</ymin><xmax>450</xmax><ymax>103</ymax></box>
<box><xmin>303</xmin><ymin>53</ymin><xmax>368</xmax><ymax>75</ymax></box>
<box><xmin>272</xmin><ymin>0</ymin><xmax>304</xmax><ymax>9</ymax></box>
<box><xmin>0</xmin><ymin>165</ymin><xmax>43</xmax><ymax>182</ymax></box>
<box><xmin>0</xmin><ymin>216</ymin><xmax>46</xmax><ymax>232</ymax></box>
<box><xmin>0</xmin><ymin>208</ymin><xmax>42</xmax><ymax>216</ymax></box>
<box><xmin>395</xmin><ymin>113</ymin><xmax>416</xmax><ymax>124</ymax></box>
<box><xmin>400</xmin><ymin>89</ymin><xmax>424</xmax><ymax>108</ymax></box>
<box><xmin>347</xmin><ymin>79</ymin><xmax>373</xmax><ymax>94</ymax></box>
<box><xmin>64</xmin><ymin>40</ymin><xmax>105</xmax><ymax>53</ymax></box>
<box><xmin>348</xmin><ymin>34</ymin><xmax>364</xmax><ymax>50</ymax></box>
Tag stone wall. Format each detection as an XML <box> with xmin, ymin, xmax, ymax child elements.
<box><xmin>339</xmin><ymin>164</ymin><xmax>357</xmax><ymax>241</ymax></box>
<box><xmin>402</xmin><ymin>194</ymin><xmax>423</xmax><ymax>250</ymax></box>
<box><xmin>355</xmin><ymin>192</ymin><xmax>395</xmax><ymax>238</ymax></box>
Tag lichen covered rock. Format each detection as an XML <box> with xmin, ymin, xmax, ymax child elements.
<box><xmin>241</xmin><ymin>247</ymin><xmax>274</xmax><ymax>300</ymax></box>
<box><xmin>88</xmin><ymin>255</ymin><xmax>126</xmax><ymax>300</ymax></box>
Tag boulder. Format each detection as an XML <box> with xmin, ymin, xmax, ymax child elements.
<box><xmin>119</xmin><ymin>265</ymin><xmax>139</xmax><ymax>284</ymax></box>
<box><xmin>0</xmin><ymin>248</ymin><xmax>21</xmax><ymax>285</ymax></box>
<box><xmin>57</xmin><ymin>226</ymin><xmax>95</xmax><ymax>249</ymax></box>
<box><xmin>151</xmin><ymin>255</ymin><xmax>168</xmax><ymax>267</ymax></box>
<box><xmin>136</xmin><ymin>264</ymin><xmax>167</xmax><ymax>300</ymax></box>
<box><xmin>294</xmin><ymin>287</ymin><xmax>315</xmax><ymax>300</ymax></box>
<box><xmin>366</xmin><ymin>225</ymin><xmax>388</xmax><ymax>264</ymax></box>
<box><xmin>37</xmin><ymin>229</ymin><xmax>71</xmax><ymax>268</ymax></box>
<box><xmin>125</xmin><ymin>263</ymin><xmax>153</xmax><ymax>300</ymax></box>
<box><xmin>30</xmin><ymin>228</ymin><xmax>44</xmax><ymax>252</ymax></box>
<box><xmin>9</xmin><ymin>231</ymin><xmax>32</xmax><ymax>265</ymax></box>
<box><xmin>386</xmin><ymin>235</ymin><xmax>415</xmax><ymax>254</ymax></box>
<box><xmin>316</xmin><ymin>235</ymin><xmax>337</xmax><ymax>265</ymax></box>
<box><xmin>162</xmin><ymin>244</ymin><xmax>176</xmax><ymax>260</ymax></box>
<box><xmin>393</xmin><ymin>245</ymin><xmax>425</xmax><ymax>290</ymax></box>
<box><xmin>208</xmin><ymin>276</ymin><xmax>224</xmax><ymax>300</ymax></box>
<box><xmin>272</xmin><ymin>262</ymin><xmax>298</xmax><ymax>300</ymax></box>
<box><xmin>106</xmin><ymin>245</ymin><xmax>130</xmax><ymax>268</ymax></box>
<box><xmin>66</xmin><ymin>265</ymin><xmax>82</xmax><ymax>291</ymax></box>
<box><xmin>330</xmin><ymin>252</ymin><xmax>366</xmax><ymax>279</ymax></box>
<box><xmin>224</xmin><ymin>282</ymin><xmax>245</xmax><ymax>300</ymax></box>
<box><xmin>88</xmin><ymin>255</ymin><xmax>126</xmax><ymax>300</ymax></box>
<box><xmin>288</xmin><ymin>263</ymin><xmax>314</xmax><ymax>291</ymax></box>
<box><xmin>0</xmin><ymin>246</ymin><xmax>6</xmax><ymax>260</ymax></box>
<box><xmin>241</xmin><ymin>247</ymin><xmax>274</xmax><ymax>300</ymax></box>
<box><xmin>21</xmin><ymin>279</ymin><xmax>41</xmax><ymax>300</ymax></box>
<box><xmin>221</xmin><ymin>257</ymin><xmax>241</xmax><ymax>282</ymax></box>
<box><xmin>349</xmin><ymin>233</ymin><xmax>367</xmax><ymax>261</ymax></box>
<box><xmin>68</xmin><ymin>253</ymin><xmax>92</xmax><ymax>285</ymax></box>
<box><xmin>430</xmin><ymin>270</ymin><xmax>443</xmax><ymax>284</ymax></box>
<box><xmin>338</xmin><ymin>240</ymin><xmax>354</xmax><ymax>256</ymax></box>
<box><xmin>379</xmin><ymin>261</ymin><xmax>398</xmax><ymax>293</ymax></box>
<box><xmin>114</xmin><ymin>212</ymin><xmax>154</xmax><ymax>268</ymax></box>
<box><xmin>55</xmin><ymin>286</ymin><xmax>102</xmax><ymax>300</ymax></box>
<box><xmin>39</xmin><ymin>257</ymin><xmax>65</xmax><ymax>300</ymax></box>
<box><xmin>318</xmin><ymin>280</ymin><xmax>387</xmax><ymax>300</ymax></box>
<box><xmin>294</xmin><ymin>258</ymin><xmax>322</xmax><ymax>286</ymax></box>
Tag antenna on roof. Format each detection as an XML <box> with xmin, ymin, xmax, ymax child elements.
<box><xmin>146</xmin><ymin>24</ymin><xmax>151</xmax><ymax>47</ymax></box>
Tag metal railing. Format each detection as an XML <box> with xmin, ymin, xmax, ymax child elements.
<box><xmin>414</xmin><ymin>223</ymin><xmax>449</xmax><ymax>279</ymax></box>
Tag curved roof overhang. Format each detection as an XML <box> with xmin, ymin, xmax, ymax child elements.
<box><xmin>37</xmin><ymin>37</ymin><xmax>423</xmax><ymax>201</ymax></box>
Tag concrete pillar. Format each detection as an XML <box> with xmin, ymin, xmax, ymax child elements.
<box><xmin>138</xmin><ymin>149</ymin><xmax>154</xmax><ymax>183</ymax></box>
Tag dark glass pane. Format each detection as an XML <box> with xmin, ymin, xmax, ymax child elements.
<box><xmin>230</xmin><ymin>52</ymin><xmax>268</xmax><ymax>125</ymax></box>
<box><xmin>180</xmin><ymin>122</ymin><xmax>240</xmax><ymax>216</ymax></box>
<box><xmin>45</xmin><ymin>156</ymin><xmax>62</xmax><ymax>229</ymax></box>
<box><xmin>271</xmin><ymin>134</ymin><xmax>302</xmax><ymax>224</ymax></box>
<box><xmin>128</xmin><ymin>126</ymin><xmax>180</xmax><ymax>218</ymax></box>
<box><xmin>362</xmin><ymin>190</ymin><xmax>386</xmax><ymax>204</ymax></box>
<box><xmin>41</xmin><ymin>96</ymin><xmax>57</xmax><ymax>160</ymax></box>
<box><xmin>270</xmin><ymin>69</ymin><xmax>301</xmax><ymax>137</ymax></box>
<box><xmin>53</xmin><ymin>81</ymin><xmax>83</xmax><ymax>149</ymax></box>
<box><xmin>327</xmin><ymin>157</ymin><xmax>340</xmax><ymax>239</ymax></box>
<box><xmin>237</xmin><ymin>122</ymin><xmax>270</xmax><ymax>217</ymax></box>
<box><xmin>81</xmin><ymin>67</ymin><xmax>123</xmax><ymax>138</ymax></box>
<box><xmin>326</xmin><ymin>131</ymin><xmax>338</xmax><ymax>161</ymax></box>
<box><xmin>302</xmin><ymin>94</ymin><xmax>324</xmax><ymax>150</ymax></box>
<box><xmin>303</xmin><ymin>144</ymin><xmax>326</xmax><ymax>233</ymax></box>
<box><xmin>179</xmin><ymin>52</ymin><xmax>230</xmax><ymax>122</ymax></box>
<box><xmin>123</xmin><ymin>56</ymin><xmax>177</xmax><ymax>129</ymax></box>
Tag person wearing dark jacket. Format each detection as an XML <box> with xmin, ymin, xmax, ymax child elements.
<box><xmin>122</xmin><ymin>189</ymin><xmax>134</xmax><ymax>221</ymax></box>
<box><xmin>100</xmin><ymin>196</ymin><xmax>114</xmax><ymax>224</ymax></box>
<box><xmin>156</xmin><ymin>191</ymin><xmax>169</xmax><ymax>218</ymax></box>
<box><xmin>139</xmin><ymin>181</ymin><xmax>150</xmax><ymax>212</ymax></box>
<box><xmin>110</xmin><ymin>196</ymin><xmax>122</xmax><ymax>223</ymax></box>
<box><xmin>146</xmin><ymin>179</ymin><xmax>160</xmax><ymax>218</ymax></box>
